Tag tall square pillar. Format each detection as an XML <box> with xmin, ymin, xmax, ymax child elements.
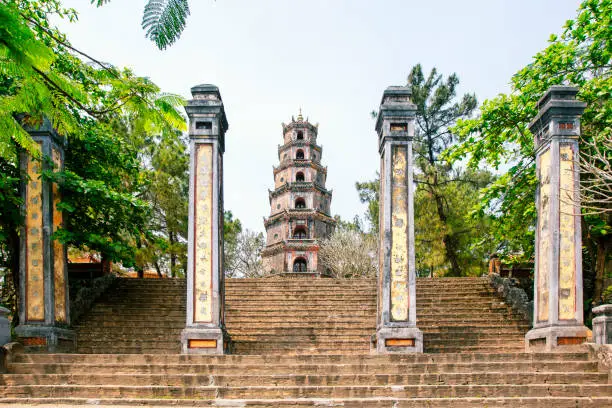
<box><xmin>181</xmin><ymin>84</ymin><xmax>228</xmax><ymax>354</ymax></box>
<box><xmin>15</xmin><ymin>118</ymin><xmax>74</xmax><ymax>352</ymax></box>
<box><xmin>525</xmin><ymin>86</ymin><xmax>589</xmax><ymax>351</ymax></box>
<box><xmin>375</xmin><ymin>86</ymin><xmax>423</xmax><ymax>353</ymax></box>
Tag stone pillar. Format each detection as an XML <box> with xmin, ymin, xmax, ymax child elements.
<box><xmin>375</xmin><ymin>86</ymin><xmax>423</xmax><ymax>353</ymax></box>
<box><xmin>181</xmin><ymin>84</ymin><xmax>228</xmax><ymax>354</ymax></box>
<box><xmin>0</xmin><ymin>306</ymin><xmax>9</xmax><ymax>346</ymax></box>
<box><xmin>15</xmin><ymin>119</ymin><xmax>74</xmax><ymax>352</ymax></box>
<box><xmin>525</xmin><ymin>86</ymin><xmax>589</xmax><ymax>351</ymax></box>
<box><xmin>593</xmin><ymin>305</ymin><xmax>612</xmax><ymax>345</ymax></box>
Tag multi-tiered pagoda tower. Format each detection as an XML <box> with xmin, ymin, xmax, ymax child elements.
<box><xmin>262</xmin><ymin>111</ymin><xmax>336</xmax><ymax>275</ymax></box>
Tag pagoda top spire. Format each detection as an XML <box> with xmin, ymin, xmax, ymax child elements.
<box><xmin>297</xmin><ymin>108</ymin><xmax>304</xmax><ymax>122</ymax></box>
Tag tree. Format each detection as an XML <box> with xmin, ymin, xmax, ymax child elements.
<box><xmin>92</xmin><ymin>0</ymin><xmax>191</xmax><ymax>50</ymax></box>
<box><xmin>408</xmin><ymin>64</ymin><xmax>481</xmax><ymax>276</ymax></box>
<box><xmin>0</xmin><ymin>0</ymin><xmax>186</xmax><ymax>318</ymax></box>
<box><xmin>138</xmin><ymin>130</ymin><xmax>190</xmax><ymax>277</ymax></box>
<box><xmin>225</xmin><ymin>229</ymin><xmax>265</xmax><ymax>278</ymax></box>
<box><xmin>319</xmin><ymin>226</ymin><xmax>377</xmax><ymax>279</ymax></box>
<box><xmin>447</xmin><ymin>0</ymin><xmax>611</xmax><ymax>303</ymax></box>
<box><xmin>360</xmin><ymin>65</ymin><xmax>488</xmax><ymax>276</ymax></box>
<box><xmin>355</xmin><ymin>177</ymin><xmax>379</xmax><ymax>233</ymax></box>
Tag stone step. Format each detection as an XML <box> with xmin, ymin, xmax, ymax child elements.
<box><xmin>11</xmin><ymin>360</ymin><xmax>597</xmax><ymax>375</ymax></box>
<box><xmin>1</xmin><ymin>371</ymin><xmax>606</xmax><ymax>387</ymax></box>
<box><xmin>2</xmin><ymin>383</ymin><xmax>610</xmax><ymax>399</ymax></box>
<box><xmin>14</xmin><ymin>352</ymin><xmax>591</xmax><ymax>364</ymax></box>
<box><xmin>0</xmin><ymin>397</ymin><xmax>610</xmax><ymax>407</ymax></box>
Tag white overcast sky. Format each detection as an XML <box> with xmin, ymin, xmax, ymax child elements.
<box><xmin>56</xmin><ymin>0</ymin><xmax>581</xmax><ymax>233</ymax></box>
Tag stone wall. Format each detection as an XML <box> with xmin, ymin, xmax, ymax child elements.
<box><xmin>489</xmin><ymin>274</ymin><xmax>533</xmax><ymax>324</ymax></box>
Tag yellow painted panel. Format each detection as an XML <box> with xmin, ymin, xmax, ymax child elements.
<box><xmin>26</xmin><ymin>144</ymin><xmax>45</xmax><ymax>322</ymax></box>
<box><xmin>385</xmin><ymin>338</ymin><xmax>415</xmax><ymax>347</ymax></box>
<box><xmin>52</xmin><ymin>147</ymin><xmax>67</xmax><ymax>323</ymax></box>
<box><xmin>189</xmin><ymin>339</ymin><xmax>217</xmax><ymax>348</ymax></box>
<box><xmin>537</xmin><ymin>149</ymin><xmax>551</xmax><ymax>323</ymax></box>
<box><xmin>390</xmin><ymin>146</ymin><xmax>409</xmax><ymax>322</ymax></box>
<box><xmin>194</xmin><ymin>144</ymin><xmax>213</xmax><ymax>323</ymax></box>
<box><xmin>559</xmin><ymin>145</ymin><xmax>576</xmax><ymax>320</ymax></box>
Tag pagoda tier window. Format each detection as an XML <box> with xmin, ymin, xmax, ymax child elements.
<box><xmin>295</xmin><ymin>198</ymin><xmax>306</xmax><ymax>209</ymax></box>
<box><xmin>293</xmin><ymin>257</ymin><xmax>307</xmax><ymax>272</ymax></box>
<box><xmin>296</xmin><ymin>172</ymin><xmax>305</xmax><ymax>182</ymax></box>
<box><xmin>297</xmin><ymin>131</ymin><xmax>304</xmax><ymax>140</ymax></box>
<box><xmin>293</xmin><ymin>226</ymin><xmax>307</xmax><ymax>239</ymax></box>
<box><xmin>296</xmin><ymin>149</ymin><xmax>304</xmax><ymax>160</ymax></box>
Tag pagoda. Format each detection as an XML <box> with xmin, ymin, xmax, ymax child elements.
<box><xmin>261</xmin><ymin>111</ymin><xmax>336</xmax><ymax>275</ymax></box>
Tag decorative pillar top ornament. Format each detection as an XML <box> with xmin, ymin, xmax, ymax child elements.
<box><xmin>529</xmin><ymin>85</ymin><xmax>586</xmax><ymax>152</ymax></box>
<box><xmin>375</xmin><ymin>86</ymin><xmax>417</xmax><ymax>152</ymax></box>
<box><xmin>185</xmin><ymin>84</ymin><xmax>228</xmax><ymax>149</ymax></box>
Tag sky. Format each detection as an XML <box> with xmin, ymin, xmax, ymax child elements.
<box><xmin>57</xmin><ymin>0</ymin><xmax>581</xmax><ymax>233</ymax></box>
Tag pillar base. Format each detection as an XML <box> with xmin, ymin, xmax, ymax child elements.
<box><xmin>593</xmin><ymin>304</ymin><xmax>612</xmax><ymax>345</ymax></box>
<box><xmin>181</xmin><ymin>327</ymin><xmax>226</xmax><ymax>354</ymax></box>
<box><xmin>15</xmin><ymin>325</ymin><xmax>75</xmax><ymax>353</ymax></box>
<box><xmin>525</xmin><ymin>325</ymin><xmax>590</xmax><ymax>352</ymax></box>
<box><xmin>376</xmin><ymin>326</ymin><xmax>423</xmax><ymax>354</ymax></box>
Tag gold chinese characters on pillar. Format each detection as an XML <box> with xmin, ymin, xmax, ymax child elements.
<box><xmin>390</xmin><ymin>146</ymin><xmax>409</xmax><ymax>322</ymax></box>
<box><xmin>537</xmin><ymin>149</ymin><xmax>551</xmax><ymax>323</ymax></box>
<box><xmin>558</xmin><ymin>144</ymin><xmax>576</xmax><ymax>320</ymax></box>
<box><xmin>194</xmin><ymin>144</ymin><xmax>213</xmax><ymax>323</ymax></box>
<box><xmin>52</xmin><ymin>147</ymin><xmax>67</xmax><ymax>323</ymax></box>
<box><xmin>26</xmin><ymin>145</ymin><xmax>45</xmax><ymax>322</ymax></box>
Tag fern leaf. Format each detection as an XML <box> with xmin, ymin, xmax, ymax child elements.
<box><xmin>142</xmin><ymin>0</ymin><xmax>190</xmax><ymax>50</ymax></box>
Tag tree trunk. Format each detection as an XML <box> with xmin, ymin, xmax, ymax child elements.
<box><xmin>169</xmin><ymin>232</ymin><xmax>176</xmax><ymax>278</ymax></box>
<box><xmin>153</xmin><ymin>260</ymin><xmax>163</xmax><ymax>279</ymax></box>
<box><xmin>430</xmin><ymin>172</ymin><xmax>463</xmax><ymax>276</ymax></box>
<box><xmin>593</xmin><ymin>235</ymin><xmax>611</xmax><ymax>305</ymax></box>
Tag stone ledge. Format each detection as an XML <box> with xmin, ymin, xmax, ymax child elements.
<box><xmin>489</xmin><ymin>273</ymin><xmax>533</xmax><ymax>323</ymax></box>
<box><xmin>583</xmin><ymin>343</ymin><xmax>612</xmax><ymax>380</ymax></box>
<box><xmin>0</xmin><ymin>342</ymin><xmax>24</xmax><ymax>373</ymax></box>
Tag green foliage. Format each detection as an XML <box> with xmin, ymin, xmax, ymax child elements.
<box><xmin>355</xmin><ymin>177</ymin><xmax>379</xmax><ymax>233</ymax></box>
<box><xmin>408</xmin><ymin>64</ymin><xmax>484</xmax><ymax>276</ymax></box>
<box><xmin>223</xmin><ymin>210</ymin><xmax>242</xmax><ymax>275</ymax></box>
<box><xmin>141</xmin><ymin>0</ymin><xmax>191</xmax><ymax>50</ymax></box>
<box><xmin>446</xmin><ymin>0</ymin><xmax>611</xmax><ymax>268</ymax></box>
<box><xmin>0</xmin><ymin>0</ymin><xmax>188</xmax><ymax>297</ymax></box>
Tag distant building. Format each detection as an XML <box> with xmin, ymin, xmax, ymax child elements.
<box><xmin>261</xmin><ymin>111</ymin><xmax>336</xmax><ymax>275</ymax></box>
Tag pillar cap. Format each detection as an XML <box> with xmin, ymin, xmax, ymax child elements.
<box><xmin>529</xmin><ymin>85</ymin><xmax>586</xmax><ymax>136</ymax></box>
<box><xmin>18</xmin><ymin>116</ymin><xmax>66</xmax><ymax>147</ymax></box>
<box><xmin>593</xmin><ymin>304</ymin><xmax>612</xmax><ymax>315</ymax></box>
<box><xmin>185</xmin><ymin>83</ymin><xmax>228</xmax><ymax>134</ymax></box>
<box><xmin>190</xmin><ymin>84</ymin><xmax>222</xmax><ymax>100</ymax></box>
<box><xmin>375</xmin><ymin>85</ymin><xmax>416</xmax><ymax>136</ymax></box>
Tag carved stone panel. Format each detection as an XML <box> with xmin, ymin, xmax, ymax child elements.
<box><xmin>390</xmin><ymin>146</ymin><xmax>409</xmax><ymax>322</ymax></box>
<box><xmin>26</xmin><ymin>145</ymin><xmax>45</xmax><ymax>322</ymax></box>
<box><xmin>558</xmin><ymin>144</ymin><xmax>576</xmax><ymax>320</ymax></box>
<box><xmin>537</xmin><ymin>149</ymin><xmax>551</xmax><ymax>323</ymax></box>
<box><xmin>194</xmin><ymin>144</ymin><xmax>213</xmax><ymax>323</ymax></box>
<box><xmin>52</xmin><ymin>147</ymin><xmax>66</xmax><ymax>323</ymax></box>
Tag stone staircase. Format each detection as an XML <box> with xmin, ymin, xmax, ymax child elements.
<box><xmin>73</xmin><ymin>277</ymin><xmax>528</xmax><ymax>354</ymax></box>
<box><xmin>1</xmin><ymin>276</ymin><xmax>610</xmax><ymax>406</ymax></box>
<box><xmin>1</xmin><ymin>352</ymin><xmax>610</xmax><ymax>406</ymax></box>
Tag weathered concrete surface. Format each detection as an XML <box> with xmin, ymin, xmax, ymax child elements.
<box><xmin>490</xmin><ymin>274</ymin><xmax>533</xmax><ymax>323</ymax></box>
<box><xmin>593</xmin><ymin>305</ymin><xmax>612</xmax><ymax>345</ymax></box>
<box><xmin>0</xmin><ymin>306</ymin><xmax>10</xmax><ymax>346</ymax></box>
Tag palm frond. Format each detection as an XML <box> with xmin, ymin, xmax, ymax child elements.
<box><xmin>142</xmin><ymin>0</ymin><xmax>190</xmax><ymax>50</ymax></box>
